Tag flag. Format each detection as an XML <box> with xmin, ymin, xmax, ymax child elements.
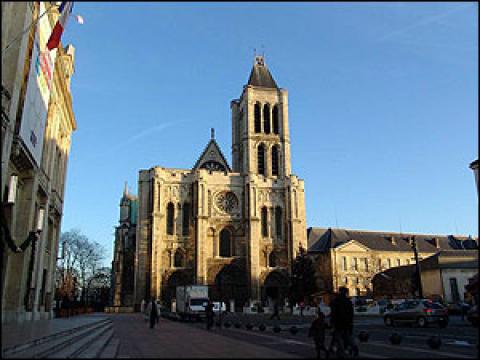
<box><xmin>46</xmin><ymin>2</ymin><xmax>74</xmax><ymax>51</ymax></box>
<box><xmin>74</xmin><ymin>14</ymin><xmax>84</xmax><ymax>25</ymax></box>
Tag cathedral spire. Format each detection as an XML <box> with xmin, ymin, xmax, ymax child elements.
<box><xmin>124</xmin><ymin>181</ymin><xmax>128</xmax><ymax>197</ymax></box>
<box><xmin>247</xmin><ymin>53</ymin><xmax>278</xmax><ymax>88</ymax></box>
<box><xmin>211</xmin><ymin>128</ymin><xmax>215</xmax><ymax>140</ymax></box>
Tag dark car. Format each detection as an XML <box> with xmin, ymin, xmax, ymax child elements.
<box><xmin>384</xmin><ymin>300</ymin><xmax>449</xmax><ymax>328</ymax></box>
<box><xmin>467</xmin><ymin>305</ymin><xmax>478</xmax><ymax>327</ymax></box>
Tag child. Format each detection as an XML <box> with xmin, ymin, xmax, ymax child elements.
<box><xmin>309</xmin><ymin>310</ymin><xmax>329</xmax><ymax>359</ymax></box>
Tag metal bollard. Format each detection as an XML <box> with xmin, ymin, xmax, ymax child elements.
<box><xmin>427</xmin><ymin>336</ymin><xmax>442</xmax><ymax>349</ymax></box>
<box><xmin>389</xmin><ymin>333</ymin><xmax>402</xmax><ymax>345</ymax></box>
<box><xmin>358</xmin><ymin>331</ymin><xmax>369</xmax><ymax>343</ymax></box>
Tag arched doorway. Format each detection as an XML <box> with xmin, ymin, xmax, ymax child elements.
<box><xmin>262</xmin><ymin>270</ymin><xmax>290</xmax><ymax>305</ymax></box>
<box><xmin>213</xmin><ymin>263</ymin><xmax>248</xmax><ymax>311</ymax></box>
<box><xmin>163</xmin><ymin>269</ymin><xmax>193</xmax><ymax>307</ymax></box>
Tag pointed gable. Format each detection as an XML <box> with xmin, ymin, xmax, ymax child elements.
<box><xmin>193</xmin><ymin>139</ymin><xmax>231</xmax><ymax>172</ymax></box>
<box><xmin>247</xmin><ymin>55</ymin><xmax>278</xmax><ymax>89</ymax></box>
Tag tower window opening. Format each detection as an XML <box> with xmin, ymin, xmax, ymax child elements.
<box><xmin>174</xmin><ymin>249</ymin><xmax>184</xmax><ymax>267</ymax></box>
<box><xmin>269</xmin><ymin>252</ymin><xmax>276</xmax><ymax>267</ymax></box>
<box><xmin>254</xmin><ymin>103</ymin><xmax>261</xmax><ymax>133</ymax></box>
<box><xmin>261</xmin><ymin>207</ymin><xmax>268</xmax><ymax>237</ymax></box>
<box><xmin>275</xmin><ymin>206</ymin><xmax>282</xmax><ymax>237</ymax></box>
<box><xmin>271</xmin><ymin>145</ymin><xmax>279</xmax><ymax>176</ymax></box>
<box><xmin>219</xmin><ymin>229</ymin><xmax>232</xmax><ymax>257</ymax></box>
<box><xmin>182</xmin><ymin>203</ymin><xmax>190</xmax><ymax>236</ymax></box>
<box><xmin>166</xmin><ymin>202</ymin><xmax>174</xmax><ymax>235</ymax></box>
<box><xmin>257</xmin><ymin>143</ymin><xmax>266</xmax><ymax>175</ymax></box>
<box><xmin>272</xmin><ymin>105</ymin><xmax>279</xmax><ymax>134</ymax></box>
<box><xmin>263</xmin><ymin>104</ymin><xmax>271</xmax><ymax>134</ymax></box>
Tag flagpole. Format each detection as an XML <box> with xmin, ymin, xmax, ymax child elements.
<box><xmin>2</xmin><ymin>2</ymin><xmax>57</xmax><ymax>54</ymax></box>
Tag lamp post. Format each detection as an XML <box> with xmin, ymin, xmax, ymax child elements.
<box><xmin>410</xmin><ymin>236</ymin><xmax>424</xmax><ymax>299</ymax></box>
<box><xmin>470</xmin><ymin>159</ymin><xmax>479</xmax><ymax>196</ymax></box>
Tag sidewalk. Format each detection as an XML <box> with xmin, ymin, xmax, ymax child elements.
<box><xmin>1</xmin><ymin>313</ymin><xmax>108</xmax><ymax>352</ymax></box>
<box><xmin>111</xmin><ymin>313</ymin><xmax>300</xmax><ymax>358</ymax></box>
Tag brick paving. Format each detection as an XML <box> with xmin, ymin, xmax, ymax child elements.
<box><xmin>1</xmin><ymin>313</ymin><xmax>108</xmax><ymax>352</ymax></box>
<box><xmin>110</xmin><ymin>313</ymin><xmax>300</xmax><ymax>358</ymax></box>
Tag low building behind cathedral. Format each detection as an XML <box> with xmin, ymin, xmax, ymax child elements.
<box><xmin>111</xmin><ymin>56</ymin><xmax>307</xmax><ymax>310</ymax></box>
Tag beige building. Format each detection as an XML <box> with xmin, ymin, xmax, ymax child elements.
<box><xmin>307</xmin><ymin>227</ymin><xmax>478</xmax><ymax>299</ymax></box>
<box><xmin>1</xmin><ymin>2</ymin><xmax>76</xmax><ymax>323</ymax></box>
<box><xmin>133</xmin><ymin>56</ymin><xmax>307</xmax><ymax>310</ymax></box>
<box><xmin>373</xmin><ymin>250</ymin><xmax>478</xmax><ymax>303</ymax></box>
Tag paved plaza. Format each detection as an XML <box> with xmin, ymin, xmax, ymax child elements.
<box><xmin>2</xmin><ymin>312</ymin><xmax>478</xmax><ymax>358</ymax></box>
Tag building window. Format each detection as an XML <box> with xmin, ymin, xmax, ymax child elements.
<box><xmin>377</xmin><ymin>258</ymin><xmax>382</xmax><ymax>270</ymax></box>
<box><xmin>272</xmin><ymin>105</ymin><xmax>279</xmax><ymax>134</ymax></box>
<box><xmin>261</xmin><ymin>207</ymin><xmax>268</xmax><ymax>237</ymax></box>
<box><xmin>263</xmin><ymin>104</ymin><xmax>271</xmax><ymax>134</ymax></box>
<box><xmin>182</xmin><ymin>203</ymin><xmax>190</xmax><ymax>236</ymax></box>
<box><xmin>257</xmin><ymin>143</ymin><xmax>266</xmax><ymax>175</ymax></box>
<box><xmin>449</xmin><ymin>278</ymin><xmax>460</xmax><ymax>302</ymax></box>
<box><xmin>396</xmin><ymin>258</ymin><xmax>401</xmax><ymax>267</ymax></box>
<box><xmin>342</xmin><ymin>256</ymin><xmax>347</xmax><ymax>271</ymax></box>
<box><xmin>275</xmin><ymin>207</ymin><xmax>282</xmax><ymax>238</ymax></box>
<box><xmin>254</xmin><ymin>103</ymin><xmax>261</xmax><ymax>133</ymax></box>
<box><xmin>387</xmin><ymin>259</ymin><xmax>391</xmax><ymax>268</ymax></box>
<box><xmin>353</xmin><ymin>257</ymin><xmax>358</xmax><ymax>271</ymax></box>
<box><xmin>269</xmin><ymin>252</ymin><xmax>276</xmax><ymax>267</ymax></box>
<box><xmin>174</xmin><ymin>249</ymin><xmax>184</xmax><ymax>267</ymax></box>
<box><xmin>219</xmin><ymin>229</ymin><xmax>232</xmax><ymax>257</ymax></box>
<box><xmin>343</xmin><ymin>277</ymin><xmax>348</xmax><ymax>285</ymax></box>
<box><xmin>364</xmin><ymin>258</ymin><xmax>368</xmax><ymax>272</ymax></box>
<box><xmin>166</xmin><ymin>202</ymin><xmax>174</xmax><ymax>235</ymax></box>
<box><xmin>405</xmin><ymin>259</ymin><xmax>410</xmax><ymax>265</ymax></box>
<box><xmin>271</xmin><ymin>145</ymin><xmax>279</xmax><ymax>176</ymax></box>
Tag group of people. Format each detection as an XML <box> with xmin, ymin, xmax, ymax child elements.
<box><xmin>308</xmin><ymin>287</ymin><xmax>359</xmax><ymax>359</ymax></box>
<box><xmin>141</xmin><ymin>298</ymin><xmax>162</xmax><ymax>329</ymax></box>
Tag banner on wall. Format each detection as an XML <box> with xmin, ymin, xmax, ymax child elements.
<box><xmin>19</xmin><ymin>2</ymin><xmax>58</xmax><ymax>167</ymax></box>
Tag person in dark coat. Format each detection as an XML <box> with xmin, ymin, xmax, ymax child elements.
<box><xmin>329</xmin><ymin>287</ymin><xmax>358</xmax><ymax>358</ymax></box>
<box><xmin>205</xmin><ymin>300</ymin><xmax>214</xmax><ymax>330</ymax></box>
<box><xmin>148</xmin><ymin>298</ymin><xmax>158</xmax><ymax>329</ymax></box>
<box><xmin>270</xmin><ymin>299</ymin><xmax>281</xmax><ymax>320</ymax></box>
<box><xmin>309</xmin><ymin>310</ymin><xmax>329</xmax><ymax>359</ymax></box>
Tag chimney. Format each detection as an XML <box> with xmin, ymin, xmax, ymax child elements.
<box><xmin>432</xmin><ymin>237</ymin><xmax>440</xmax><ymax>249</ymax></box>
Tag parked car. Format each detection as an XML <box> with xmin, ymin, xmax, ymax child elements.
<box><xmin>384</xmin><ymin>299</ymin><xmax>449</xmax><ymax>328</ymax></box>
<box><xmin>467</xmin><ymin>305</ymin><xmax>478</xmax><ymax>327</ymax></box>
<box><xmin>447</xmin><ymin>302</ymin><xmax>470</xmax><ymax>315</ymax></box>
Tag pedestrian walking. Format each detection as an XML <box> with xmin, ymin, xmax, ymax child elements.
<box><xmin>329</xmin><ymin>287</ymin><xmax>358</xmax><ymax>358</ymax></box>
<box><xmin>299</xmin><ymin>300</ymin><xmax>305</xmax><ymax>317</ymax></box>
<box><xmin>309</xmin><ymin>310</ymin><xmax>329</xmax><ymax>359</ymax></box>
<box><xmin>147</xmin><ymin>298</ymin><xmax>158</xmax><ymax>329</ymax></box>
<box><xmin>155</xmin><ymin>300</ymin><xmax>161</xmax><ymax>323</ymax></box>
<box><xmin>140</xmin><ymin>299</ymin><xmax>146</xmax><ymax>313</ymax></box>
<box><xmin>205</xmin><ymin>300</ymin><xmax>214</xmax><ymax>330</ymax></box>
<box><xmin>270</xmin><ymin>300</ymin><xmax>281</xmax><ymax>320</ymax></box>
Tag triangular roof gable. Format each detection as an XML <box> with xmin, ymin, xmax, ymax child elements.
<box><xmin>193</xmin><ymin>139</ymin><xmax>231</xmax><ymax>172</ymax></box>
<box><xmin>335</xmin><ymin>239</ymin><xmax>371</xmax><ymax>252</ymax></box>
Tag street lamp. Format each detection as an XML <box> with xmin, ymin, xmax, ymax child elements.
<box><xmin>410</xmin><ymin>236</ymin><xmax>424</xmax><ymax>299</ymax></box>
<box><xmin>469</xmin><ymin>159</ymin><xmax>479</xmax><ymax>196</ymax></box>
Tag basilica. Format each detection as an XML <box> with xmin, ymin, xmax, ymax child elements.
<box><xmin>111</xmin><ymin>56</ymin><xmax>307</xmax><ymax>310</ymax></box>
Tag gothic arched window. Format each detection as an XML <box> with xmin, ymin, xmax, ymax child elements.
<box><xmin>174</xmin><ymin>249</ymin><xmax>184</xmax><ymax>267</ymax></box>
<box><xmin>271</xmin><ymin>145</ymin><xmax>279</xmax><ymax>176</ymax></box>
<box><xmin>269</xmin><ymin>252</ymin><xmax>276</xmax><ymax>267</ymax></box>
<box><xmin>263</xmin><ymin>104</ymin><xmax>271</xmax><ymax>134</ymax></box>
<box><xmin>219</xmin><ymin>229</ymin><xmax>232</xmax><ymax>257</ymax></box>
<box><xmin>257</xmin><ymin>143</ymin><xmax>266</xmax><ymax>176</ymax></box>
<box><xmin>275</xmin><ymin>206</ymin><xmax>282</xmax><ymax>238</ymax></box>
<box><xmin>254</xmin><ymin>103</ymin><xmax>261</xmax><ymax>133</ymax></box>
<box><xmin>166</xmin><ymin>202</ymin><xmax>174</xmax><ymax>235</ymax></box>
<box><xmin>261</xmin><ymin>207</ymin><xmax>268</xmax><ymax>237</ymax></box>
<box><xmin>272</xmin><ymin>105</ymin><xmax>279</xmax><ymax>134</ymax></box>
<box><xmin>182</xmin><ymin>203</ymin><xmax>190</xmax><ymax>236</ymax></box>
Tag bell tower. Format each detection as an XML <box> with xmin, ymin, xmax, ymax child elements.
<box><xmin>231</xmin><ymin>55</ymin><xmax>291</xmax><ymax>178</ymax></box>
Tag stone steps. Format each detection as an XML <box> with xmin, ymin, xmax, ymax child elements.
<box><xmin>3</xmin><ymin>317</ymin><xmax>118</xmax><ymax>359</ymax></box>
<box><xmin>2</xmin><ymin>318</ymin><xmax>111</xmax><ymax>358</ymax></box>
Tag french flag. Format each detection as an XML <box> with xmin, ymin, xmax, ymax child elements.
<box><xmin>46</xmin><ymin>2</ymin><xmax>74</xmax><ymax>51</ymax></box>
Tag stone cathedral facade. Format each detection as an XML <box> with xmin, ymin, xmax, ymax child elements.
<box><xmin>130</xmin><ymin>56</ymin><xmax>307</xmax><ymax>310</ymax></box>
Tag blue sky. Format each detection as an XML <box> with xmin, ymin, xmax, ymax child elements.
<box><xmin>60</xmin><ymin>2</ymin><xmax>478</xmax><ymax>266</ymax></box>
